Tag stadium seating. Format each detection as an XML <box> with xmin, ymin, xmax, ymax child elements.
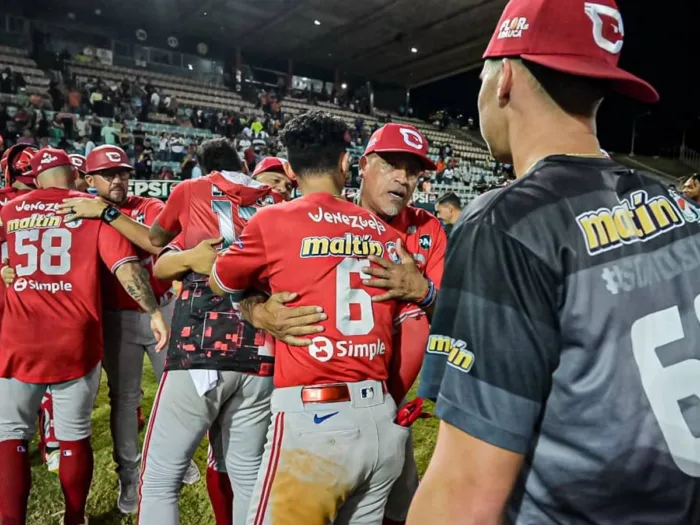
<box><xmin>0</xmin><ymin>45</ymin><xmax>50</xmax><ymax>104</ymax></box>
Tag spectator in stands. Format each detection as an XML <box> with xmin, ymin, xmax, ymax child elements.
<box><xmin>132</xmin><ymin>123</ymin><xmax>146</xmax><ymax>152</ymax></box>
<box><xmin>119</xmin><ymin>126</ymin><xmax>133</xmax><ymax>153</ymax></box>
<box><xmin>68</xmin><ymin>84</ymin><xmax>82</xmax><ymax>114</ymax></box>
<box><xmin>157</xmin><ymin>132</ymin><xmax>170</xmax><ymax>161</ymax></box>
<box><xmin>441</xmin><ymin>159</ymin><xmax>456</xmax><ymax>186</ymax></box>
<box><xmin>101</xmin><ymin>120</ymin><xmax>118</xmax><ymax>145</ymax></box>
<box><xmin>156</xmin><ymin>165</ymin><xmax>175</xmax><ymax>180</ymax></box>
<box><xmin>81</xmin><ymin>135</ymin><xmax>97</xmax><ymax>157</ymax></box>
<box><xmin>0</xmin><ymin>67</ymin><xmax>12</xmax><ymax>94</ymax></box>
<box><xmin>435</xmin><ymin>193</ymin><xmax>462</xmax><ymax>237</ymax></box>
<box><xmin>150</xmin><ymin>88</ymin><xmax>160</xmax><ymax>113</ymax></box>
<box><xmin>179</xmin><ymin>144</ymin><xmax>199</xmax><ymax>180</ymax></box>
<box><xmin>16</xmin><ymin>129</ymin><xmax>35</xmax><ymax>147</ymax></box>
<box><xmin>36</xmin><ymin>112</ymin><xmax>50</xmax><ymax>146</ymax></box>
<box><xmin>169</xmin><ymin>133</ymin><xmax>186</xmax><ymax>162</ymax></box>
<box><xmin>250</xmin><ymin>115</ymin><xmax>263</xmax><ymax>135</ymax></box>
<box><xmin>89</xmin><ymin>113</ymin><xmax>102</xmax><ymax>143</ymax></box>
<box><xmin>50</xmin><ymin>113</ymin><xmax>65</xmax><ymax>143</ymax></box>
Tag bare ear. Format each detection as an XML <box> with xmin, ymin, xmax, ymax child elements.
<box><xmin>340</xmin><ymin>151</ymin><xmax>350</xmax><ymax>175</ymax></box>
<box><xmin>497</xmin><ymin>58</ymin><xmax>513</xmax><ymax>108</ymax></box>
<box><xmin>85</xmin><ymin>174</ymin><xmax>96</xmax><ymax>188</ymax></box>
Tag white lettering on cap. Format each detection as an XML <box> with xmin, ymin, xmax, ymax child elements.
<box><xmin>584</xmin><ymin>3</ymin><xmax>624</xmax><ymax>54</ymax></box>
<box><xmin>105</xmin><ymin>151</ymin><xmax>123</xmax><ymax>163</ymax></box>
<box><xmin>399</xmin><ymin>128</ymin><xmax>424</xmax><ymax>150</ymax></box>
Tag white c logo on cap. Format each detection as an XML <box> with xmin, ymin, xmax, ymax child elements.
<box><xmin>399</xmin><ymin>128</ymin><xmax>424</xmax><ymax>151</ymax></box>
<box><xmin>105</xmin><ymin>151</ymin><xmax>123</xmax><ymax>163</ymax></box>
<box><xmin>584</xmin><ymin>2</ymin><xmax>624</xmax><ymax>55</ymax></box>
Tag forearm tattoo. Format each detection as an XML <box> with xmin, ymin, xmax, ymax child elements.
<box><xmin>118</xmin><ymin>262</ymin><xmax>160</xmax><ymax>314</ymax></box>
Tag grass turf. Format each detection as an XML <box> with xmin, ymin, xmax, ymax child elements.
<box><xmin>25</xmin><ymin>364</ymin><xmax>439</xmax><ymax>525</ymax></box>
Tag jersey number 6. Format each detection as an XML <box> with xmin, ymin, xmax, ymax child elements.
<box><xmin>631</xmin><ymin>296</ymin><xmax>700</xmax><ymax>477</ymax></box>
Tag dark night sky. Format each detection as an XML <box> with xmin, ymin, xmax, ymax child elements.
<box><xmin>412</xmin><ymin>0</ymin><xmax>699</xmax><ymax>156</ymax></box>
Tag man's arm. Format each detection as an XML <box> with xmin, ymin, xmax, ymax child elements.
<box><xmin>150</xmin><ymin>180</ymin><xmax>188</xmax><ymax>247</ymax></box>
<box><xmin>210</xmin><ymin>216</ymin><xmax>267</xmax><ymax>298</ymax></box>
<box><xmin>407</xmin><ymin>423</ymin><xmax>523</xmax><ymax>525</ymax></box>
<box><xmin>406</xmin><ymin>221</ymin><xmax>560</xmax><ymax>524</ymax></box>
<box><xmin>114</xmin><ymin>261</ymin><xmax>160</xmax><ymax>314</ymax></box>
<box><xmin>153</xmin><ymin>237</ymin><xmax>222</xmax><ymax>281</ymax></box>
<box><xmin>149</xmin><ymin>221</ymin><xmax>177</xmax><ymax>248</ymax></box>
<box><xmin>387</xmin><ymin>313</ymin><xmax>430</xmax><ymax>404</ymax></box>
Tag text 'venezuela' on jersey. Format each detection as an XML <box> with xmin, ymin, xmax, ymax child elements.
<box><xmin>211</xmin><ymin>192</ymin><xmax>418</xmax><ymax>389</ymax></box>
<box><xmin>154</xmin><ymin>171</ymin><xmax>283</xmax><ymax>375</ymax></box>
<box><xmin>0</xmin><ymin>188</ymin><xmax>139</xmax><ymax>384</ymax></box>
<box><xmin>0</xmin><ymin>187</ymin><xmax>31</xmax><ymax>322</ymax></box>
<box><xmin>100</xmin><ymin>195</ymin><xmax>174</xmax><ymax>311</ymax></box>
<box><xmin>431</xmin><ymin>155</ymin><xmax>700</xmax><ymax>524</ymax></box>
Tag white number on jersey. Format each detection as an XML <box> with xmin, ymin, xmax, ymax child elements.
<box><xmin>335</xmin><ymin>257</ymin><xmax>375</xmax><ymax>336</ymax></box>
<box><xmin>15</xmin><ymin>229</ymin><xmax>72</xmax><ymax>277</ymax></box>
<box><xmin>631</xmin><ymin>296</ymin><xmax>700</xmax><ymax>477</ymax></box>
<box><xmin>211</xmin><ymin>201</ymin><xmax>257</xmax><ymax>249</ymax></box>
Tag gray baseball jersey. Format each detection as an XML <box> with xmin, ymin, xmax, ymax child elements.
<box><xmin>432</xmin><ymin>155</ymin><xmax>700</xmax><ymax>524</ymax></box>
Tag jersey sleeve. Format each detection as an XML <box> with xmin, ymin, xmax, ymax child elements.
<box><xmin>98</xmin><ymin>222</ymin><xmax>140</xmax><ymax>273</ymax></box>
<box><xmin>210</xmin><ymin>215</ymin><xmax>268</xmax><ymax>300</ymax></box>
<box><xmin>140</xmin><ymin>198</ymin><xmax>165</xmax><ymax>227</ymax></box>
<box><xmin>154</xmin><ymin>180</ymin><xmax>187</xmax><ymax>235</ymax></box>
<box><xmin>425</xmin><ymin>219</ymin><xmax>447</xmax><ymax>289</ymax></box>
<box><xmin>433</xmin><ymin>221</ymin><xmax>561</xmax><ymax>454</ymax></box>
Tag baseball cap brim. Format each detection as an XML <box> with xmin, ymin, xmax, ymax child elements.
<box><xmin>520</xmin><ymin>53</ymin><xmax>659</xmax><ymax>103</ymax></box>
<box><xmin>370</xmin><ymin>147</ymin><xmax>438</xmax><ymax>171</ymax></box>
<box><xmin>88</xmin><ymin>163</ymin><xmax>133</xmax><ymax>173</ymax></box>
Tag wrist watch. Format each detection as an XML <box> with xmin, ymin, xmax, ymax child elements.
<box><xmin>101</xmin><ymin>205</ymin><xmax>121</xmax><ymax>224</ymax></box>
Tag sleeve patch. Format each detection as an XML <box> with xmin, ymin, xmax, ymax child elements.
<box><xmin>427</xmin><ymin>334</ymin><xmax>474</xmax><ymax>373</ymax></box>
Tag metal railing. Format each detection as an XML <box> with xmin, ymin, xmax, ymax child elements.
<box><xmin>681</xmin><ymin>146</ymin><xmax>700</xmax><ymax>171</ymax></box>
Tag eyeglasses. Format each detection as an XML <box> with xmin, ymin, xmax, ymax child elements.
<box><xmin>98</xmin><ymin>172</ymin><xmax>130</xmax><ymax>182</ymax></box>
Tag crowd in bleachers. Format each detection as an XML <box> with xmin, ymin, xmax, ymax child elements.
<box><xmin>0</xmin><ymin>44</ymin><xmax>512</xmax><ymax>204</ymax></box>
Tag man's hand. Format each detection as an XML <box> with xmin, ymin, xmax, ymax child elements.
<box><xmin>188</xmin><ymin>237</ymin><xmax>223</xmax><ymax>275</ymax></box>
<box><xmin>149</xmin><ymin>311</ymin><xmax>170</xmax><ymax>352</ymax></box>
<box><xmin>363</xmin><ymin>238</ymin><xmax>429</xmax><ymax>303</ymax></box>
<box><xmin>251</xmin><ymin>292</ymin><xmax>327</xmax><ymax>346</ymax></box>
<box><xmin>57</xmin><ymin>197</ymin><xmax>109</xmax><ymax>221</ymax></box>
<box><xmin>1</xmin><ymin>259</ymin><xmax>15</xmax><ymax>286</ymax></box>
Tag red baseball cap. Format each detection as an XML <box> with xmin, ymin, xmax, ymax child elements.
<box><xmin>30</xmin><ymin>148</ymin><xmax>72</xmax><ymax>177</ymax></box>
<box><xmin>69</xmin><ymin>154</ymin><xmax>87</xmax><ymax>174</ymax></box>
<box><xmin>483</xmin><ymin>0</ymin><xmax>658</xmax><ymax>103</ymax></box>
<box><xmin>364</xmin><ymin>124</ymin><xmax>437</xmax><ymax>171</ymax></box>
<box><xmin>252</xmin><ymin>157</ymin><xmax>297</xmax><ymax>186</ymax></box>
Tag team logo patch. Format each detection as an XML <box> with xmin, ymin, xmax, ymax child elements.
<box><xmin>13</xmin><ymin>278</ymin><xmax>27</xmax><ymax>292</ymax></box>
<box><xmin>64</xmin><ymin>217</ymin><xmax>82</xmax><ymax>229</ymax></box>
<box><xmin>419</xmin><ymin>234</ymin><xmax>431</xmax><ymax>250</ymax></box>
<box><xmin>427</xmin><ymin>335</ymin><xmax>474</xmax><ymax>373</ymax></box>
<box><xmin>386</xmin><ymin>242</ymin><xmax>401</xmax><ymax>263</ymax></box>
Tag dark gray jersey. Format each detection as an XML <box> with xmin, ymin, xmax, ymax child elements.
<box><xmin>432</xmin><ymin>155</ymin><xmax>700</xmax><ymax>524</ymax></box>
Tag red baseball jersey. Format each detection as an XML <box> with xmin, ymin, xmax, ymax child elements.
<box><xmin>0</xmin><ymin>187</ymin><xmax>30</xmax><ymax>323</ymax></box>
<box><xmin>156</xmin><ymin>171</ymin><xmax>283</xmax><ymax>374</ymax></box>
<box><xmin>211</xmin><ymin>192</ymin><xmax>408</xmax><ymax>388</ymax></box>
<box><xmin>0</xmin><ymin>188</ymin><xmax>139</xmax><ymax>383</ymax></box>
<box><xmin>156</xmin><ymin>171</ymin><xmax>283</xmax><ymax>251</ymax></box>
<box><xmin>100</xmin><ymin>196</ymin><xmax>174</xmax><ymax>311</ymax></box>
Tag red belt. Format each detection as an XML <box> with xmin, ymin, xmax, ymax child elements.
<box><xmin>300</xmin><ymin>382</ymin><xmax>387</xmax><ymax>404</ymax></box>
<box><xmin>301</xmin><ymin>384</ymin><xmax>351</xmax><ymax>404</ymax></box>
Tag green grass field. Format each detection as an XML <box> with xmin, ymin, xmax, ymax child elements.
<box><xmin>25</xmin><ymin>364</ymin><xmax>439</xmax><ymax>525</ymax></box>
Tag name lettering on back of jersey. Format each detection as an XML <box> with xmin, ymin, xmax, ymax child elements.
<box><xmin>307</xmin><ymin>207</ymin><xmax>386</xmax><ymax>235</ymax></box>
<box><xmin>576</xmin><ymin>191</ymin><xmax>684</xmax><ymax>256</ymax></box>
<box><xmin>300</xmin><ymin>233</ymin><xmax>384</xmax><ymax>258</ymax></box>
<box><xmin>308</xmin><ymin>336</ymin><xmax>386</xmax><ymax>363</ymax></box>
<box><xmin>427</xmin><ymin>335</ymin><xmax>474</xmax><ymax>373</ymax></box>
<box><xmin>14</xmin><ymin>201</ymin><xmax>60</xmax><ymax>213</ymax></box>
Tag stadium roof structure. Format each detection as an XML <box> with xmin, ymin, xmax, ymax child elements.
<box><xmin>36</xmin><ymin>0</ymin><xmax>507</xmax><ymax>87</ymax></box>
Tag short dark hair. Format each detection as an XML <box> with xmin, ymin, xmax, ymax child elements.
<box><xmin>198</xmin><ymin>138</ymin><xmax>242</xmax><ymax>174</ymax></box>
<box><xmin>281</xmin><ymin>110</ymin><xmax>348</xmax><ymax>178</ymax></box>
<box><xmin>436</xmin><ymin>192</ymin><xmax>462</xmax><ymax>210</ymax></box>
<box><xmin>521</xmin><ymin>59</ymin><xmax>609</xmax><ymax>117</ymax></box>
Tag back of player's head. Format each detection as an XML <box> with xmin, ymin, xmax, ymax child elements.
<box><xmin>281</xmin><ymin>110</ymin><xmax>348</xmax><ymax>178</ymax></box>
<box><xmin>436</xmin><ymin>192</ymin><xmax>462</xmax><ymax>210</ymax></box>
<box><xmin>198</xmin><ymin>138</ymin><xmax>242</xmax><ymax>174</ymax></box>
<box><xmin>30</xmin><ymin>148</ymin><xmax>75</xmax><ymax>190</ymax></box>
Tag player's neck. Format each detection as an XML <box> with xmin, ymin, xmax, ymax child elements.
<box><xmin>297</xmin><ymin>178</ymin><xmax>343</xmax><ymax>198</ymax></box>
<box><xmin>510</xmin><ymin>113</ymin><xmax>603</xmax><ymax>177</ymax></box>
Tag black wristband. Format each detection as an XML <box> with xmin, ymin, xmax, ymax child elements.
<box><xmin>101</xmin><ymin>205</ymin><xmax>121</xmax><ymax>224</ymax></box>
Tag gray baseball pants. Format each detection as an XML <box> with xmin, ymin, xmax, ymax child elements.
<box><xmin>102</xmin><ymin>300</ymin><xmax>175</xmax><ymax>480</ymax></box>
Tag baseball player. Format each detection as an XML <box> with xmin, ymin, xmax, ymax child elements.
<box><xmin>406</xmin><ymin>0</ymin><xmax>700</xmax><ymax>523</ymax></box>
<box><xmin>0</xmin><ymin>148</ymin><xmax>169</xmax><ymax>525</ymax></box>
<box><xmin>251</xmin><ymin>157</ymin><xmax>295</xmax><ymax>201</ymax></box>
<box><xmin>48</xmin><ymin>144</ymin><xmax>189</xmax><ymax>515</ymax></box>
<box><xmin>211</xmin><ymin>110</ymin><xmax>419</xmax><ymax>525</ymax></box>
<box><xmin>140</xmin><ymin>138</ymin><xmax>284</xmax><ymax>525</ymax></box>
<box><xmin>68</xmin><ymin>154</ymin><xmax>89</xmax><ymax>193</ymax></box>
<box><xmin>242</xmin><ymin>123</ymin><xmax>447</xmax><ymax>525</ymax></box>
